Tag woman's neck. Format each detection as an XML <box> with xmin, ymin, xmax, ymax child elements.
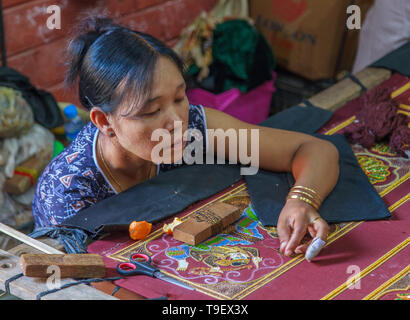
<box><xmin>97</xmin><ymin>132</ymin><xmax>155</xmax><ymax>192</ymax></box>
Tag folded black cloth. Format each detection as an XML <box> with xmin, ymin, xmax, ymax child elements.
<box><xmin>245</xmin><ymin>134</ymin><xmax>391</xmax><ymax>225</ymax></box>
<box><xmin>63</xmin><ymin>163</ymin><xmax>242</xmax><ymax>235</ymax></box>
<box><xmin>371</xmin><ymin>41</ymin><xmax>410</xmax><ymax>77</ymax></box>
<box><xmin>245</xmin><ymin>105</ymin><xmax>391</xmax><ymax>225</ymax></box>
<box><xmin>61</xmin><ymin>105</ymin><xmax>391</xmax><ymax>235</ymax></box>
<box><xmin>0</xmin><ymin>67</ymin><xmax>64</xmax><ymax>129</ymax></box>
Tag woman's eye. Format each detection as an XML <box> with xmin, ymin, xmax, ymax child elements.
<box><xmin>175</xmin><ymin>97</ymin><xmax>185</xmax><ymax>104</ymax></box>
<box><xmin>143</xmin><ymin>109</ymin><xmax>160</xmax><ymax>117</ymax></box>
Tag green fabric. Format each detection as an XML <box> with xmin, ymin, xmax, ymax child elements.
<box><xmin>371</xmin><ymin>41</ymin><xmax>410</xmax><ymax>76</ymax></box>
<box><xmin>53</xmin><ymin>139</ymin><xmax>64</xmax><ymax>158</ymax></box>
<box><xmin>212</xmin><ymin>19</ymin><xmax>275</xmax><ymax>93</ymax></box>
<box><xmin>187</xmin><ymin>63</ymin><xmax>200</xmax><ymax>76</ymax></box>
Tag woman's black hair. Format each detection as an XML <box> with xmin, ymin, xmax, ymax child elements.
<box><xmin>63</xmin><ymin>11</ymin><xmax>186</xmax><ymax>117</ymax></box>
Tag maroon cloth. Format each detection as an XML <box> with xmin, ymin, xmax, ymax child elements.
<box><xmin>389</xmin><ymin>116</ymin><xmax>410</xmax><ymax>157</ymax></box>
<box><xmin>343</xmin><ymin>85</ymin><xmax>410</xmax><ymax>157</ymax></box>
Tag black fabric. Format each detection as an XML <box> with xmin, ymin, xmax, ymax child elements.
<box><xmin>245</xmin><ymin>134</ymin><xmax>391</xmax><ymax>225</ymax></box>
<box><xmin>0</xmin><ymin>67</ymin><xmax>64</xmax><ymax>129</ymax></box>
<box><xmin>63</xmin><ymin>163</ymin><xmax>242</xmax><ymax>234</ymax></box>
<box><xmin>61</xmin><ymin>104</ymin><xmax>391</xmax><ymax>235</ymax></box>
<box><xmin>244</xmin><ymin>105</ymin><xmax>390</xmax><ymax>225</ymax></box>
<box><xmin>29</xmin><ymin>226</ymin><xmax>88</xmax><ymax>254</ymax></box>
<box><xmin>371</xmin><ymin>41</ymin><xmax>410</xmax><ymax>77</ymax></box>
<box><xmin>258</xmin><ymin>104</ymin><xmax>333</xmax><ymax>133</ymax></box>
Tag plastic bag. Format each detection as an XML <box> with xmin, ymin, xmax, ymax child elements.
<box><xmin>1</xmin><ymin>124</ymin><xmax>54</xmax><ymax>178</ymax></box>
<box><xmin>0</xmin><ymin>86</ymin><xmax>34</xmax><ymax>138</ymax></box>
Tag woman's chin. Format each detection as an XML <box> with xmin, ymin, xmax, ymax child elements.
<box><xmin>150</xmin><ymin>141</ymin><xmax>187</xmax><ymax>164</ymax></box>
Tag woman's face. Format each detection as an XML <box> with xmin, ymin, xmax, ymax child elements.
<box><xmin>110</xmin><ymin>56</ymin><xmax>189</xmax><ymax>164</ymax></box>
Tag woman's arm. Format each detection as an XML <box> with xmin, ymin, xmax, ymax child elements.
<box><xmin>278</xmin><ymin>139</ymin><xmax>339</xmax><ymax>256</ymax></box>
<box><xmin>204</xmin><ymin>107</ymin><xmax>339</xmax><ymax>256</ymax></box>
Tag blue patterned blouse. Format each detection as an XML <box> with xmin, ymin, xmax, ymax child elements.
<box><xmin>32</xmin><ymin>104</ymin><xmax>208</xmax><ymax>228</ymax></box>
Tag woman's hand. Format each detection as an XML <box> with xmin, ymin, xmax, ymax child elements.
<box><xmin>277</xmin><ymin>198</ymin><xmax>330</xmax><ymax>257</ymax></box>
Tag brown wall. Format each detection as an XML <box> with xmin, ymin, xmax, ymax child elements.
<box><xmin>1</xmin><ymin>0</ymin><xmax>217</xmax><ymax>108</ymax></box>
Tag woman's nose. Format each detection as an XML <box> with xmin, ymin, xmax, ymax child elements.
<box><xmin>165</xmin><ymin>118</ymin><xmax>183</xmax><ymax>133</ymax></box>
<box><xmin>165</xmin><ymin>109</ymin><xmax>184</xmax><ymax>131</ymax></box>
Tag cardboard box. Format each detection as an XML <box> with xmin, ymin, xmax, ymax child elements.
<box><xmin>173</xmin><ymin>202</ymin><xmax>241</xmax><ymax>246</ymax></box>
<box><xmin>250</xmin><ymin>0</ymin><xmax>374</xmax><ymax>80</ymax></box>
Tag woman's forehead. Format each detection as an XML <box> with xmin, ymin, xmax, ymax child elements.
<box><xmin>115</xmin><ymin>56</ymin><xmax>185</xmax><ymax>117</ymax></box>
<box><xmin>150</xmin><ymin>57</ymin><xmax>185</xmax><ymax>95</ymax></box>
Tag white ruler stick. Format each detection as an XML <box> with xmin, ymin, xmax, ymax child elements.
<box><xmin>0</xmin><ymin>222</ymin><xmax>63</xmax><ymax>254</ymax></box>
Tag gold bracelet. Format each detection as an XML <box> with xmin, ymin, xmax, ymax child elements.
<box><xmin>288</xmin><ymin>190</ymin><xmax>321</xmax><ymax>208</ymax></box>
<box><xmin>292</xmin><ymin>185</ymin><xmax>322</xmax><ymax>202</ymax></box>
<box><xmin>288</xmin><ymin>195</ymin><xmax>321</xmax><ymax>210</ymax></box>
<box><xmin>289</xmin><ymin>185</ymin><xmax>322</xmax><ymax>208</ymax></box>
<box><xmin>287</xmin><ymin>194</ymin><xmax>320</xmax><ymax>211</ymax></box>
<box><xmin>286</xmin><ymin>194</ymin><xmax>320</xmax><ymax>211</ymax></box>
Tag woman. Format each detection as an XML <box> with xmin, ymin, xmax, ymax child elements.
<box><xmin>32</xmin><ymin>15</ymin><xmax>339</xmax><ymax>258</ymax></box>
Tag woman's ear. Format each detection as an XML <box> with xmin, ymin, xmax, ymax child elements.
<box><xmin>90</xmin><ymin>107</ymin><xmax>115</xmax><ymax>137</ymax></box>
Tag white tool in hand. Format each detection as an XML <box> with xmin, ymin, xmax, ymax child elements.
<box><xmin>305</xmin><ymin>237</ymin><xmax>326</xmax><ymax>262</ymax></box>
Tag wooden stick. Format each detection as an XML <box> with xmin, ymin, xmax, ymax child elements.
<box><xmin>0</xmin><ymin>223</ymin><xmax>62</xmax><ymax>254</ymax></box>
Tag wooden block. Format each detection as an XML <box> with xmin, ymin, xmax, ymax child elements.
<box><xmin>306</xmin><ymin>67</ymin><xmax>392</xmax><ymax>111</ymax></box>
<box><xmin>20</xmin><ymin>254</ymin><xmax>106</xmax><ymax>279</ymax></box>
<box><xmin>173</xmin><ymin>202</ymin><xmax>241</xmax><ymax>246</ymax></box>
<box><xmin>0</xmin><ymin>249</ymin><xmax>116</xmax><ymax>300</ymax></box>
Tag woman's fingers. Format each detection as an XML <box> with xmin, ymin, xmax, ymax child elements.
<box><xmin>276</xmin><ymin>201</ymin><xmax>329</xmax><ymax>258</ymax></box>
<box><xmin>294</xmin><ymin>220</ymin><xmax>329</xmax><ymax>255</ymax></box>
<box><xmin>284</xmin><ymin>222</ymin><xmax>307</xmax><ymax>256</ymax></box>
<box><xmin>295</xmin><ymin>243</ymin><xmax>309</xmax><ymax>254</ymax></box>
<box><xmin>312</xmin><ymin>218</ymin><xmax>330</xmax><ymax>241</ymax></box>
<box><xmin>277</xmin><ymin>216</ymin><xmax>291</xmax><ymax>254</ymax></box>
<box><xmin>304</xmin><ymin>217</ymin><xmax>330</xmax><ymax>261</ymax></box>
<box><xmin>307</xmin><ymin>225</ymin><xmax>317</xmax><ymax>238</ymax></box>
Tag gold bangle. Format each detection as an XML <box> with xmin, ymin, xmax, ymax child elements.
<box><xmin>286</xmin><ymin>194</ymin><xmax>320</xmax><ymax>211</ymax></box>
<box><xmin>287</xmin><ymin>195</ymin><xmax>319</xmax><ymax>211</ymax></box>
<box><xmin>288</xmin><ymin>190</ymin><xmax>321</xmax><ymax>207</ymax></box>
<box><xmin>292</xmin><ymin>185</ymin><xmax>322</xmax><ymax>202</ymax></box>
<box><xmin>288</xmin><ymin>194</ymin><xmax>321</xmax><ymax>210</ymax></box>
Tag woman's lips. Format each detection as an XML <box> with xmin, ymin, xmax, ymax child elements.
<box><xmin>172</xmin><ymin>139</ymin><xmax>184</xmax><ymax>147</ymax></box>
<box><xmin>164</xmin><ymin>139</ymin><xmax>185</xmax><ymax>149</ymax></box>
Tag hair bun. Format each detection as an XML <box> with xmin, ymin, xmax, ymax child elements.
<box><xmin>64</xmin><ymin>11</ymin><xmax>121</xmax><ymax>90</ymax></box>
<box><xmin>74</xmin><ymin>10</ymin><xmax>120</xmax><ymax>37</ymax></box>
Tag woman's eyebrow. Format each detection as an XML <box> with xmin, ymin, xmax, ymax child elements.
<box><xmin>146</xmin><ymin>82</ymin><xmax>186</xmax><ymax>104</ymax></box>
<box><xmin>129</xmin><ymin>82</ymin><xmax>186</xmax><ymax>118</ymax></box>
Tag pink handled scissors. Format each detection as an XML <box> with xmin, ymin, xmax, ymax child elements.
<box><xmin>116</xmin><ymin>253</ymin><xmax>194</xmax><ymax>291</ymax></box>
